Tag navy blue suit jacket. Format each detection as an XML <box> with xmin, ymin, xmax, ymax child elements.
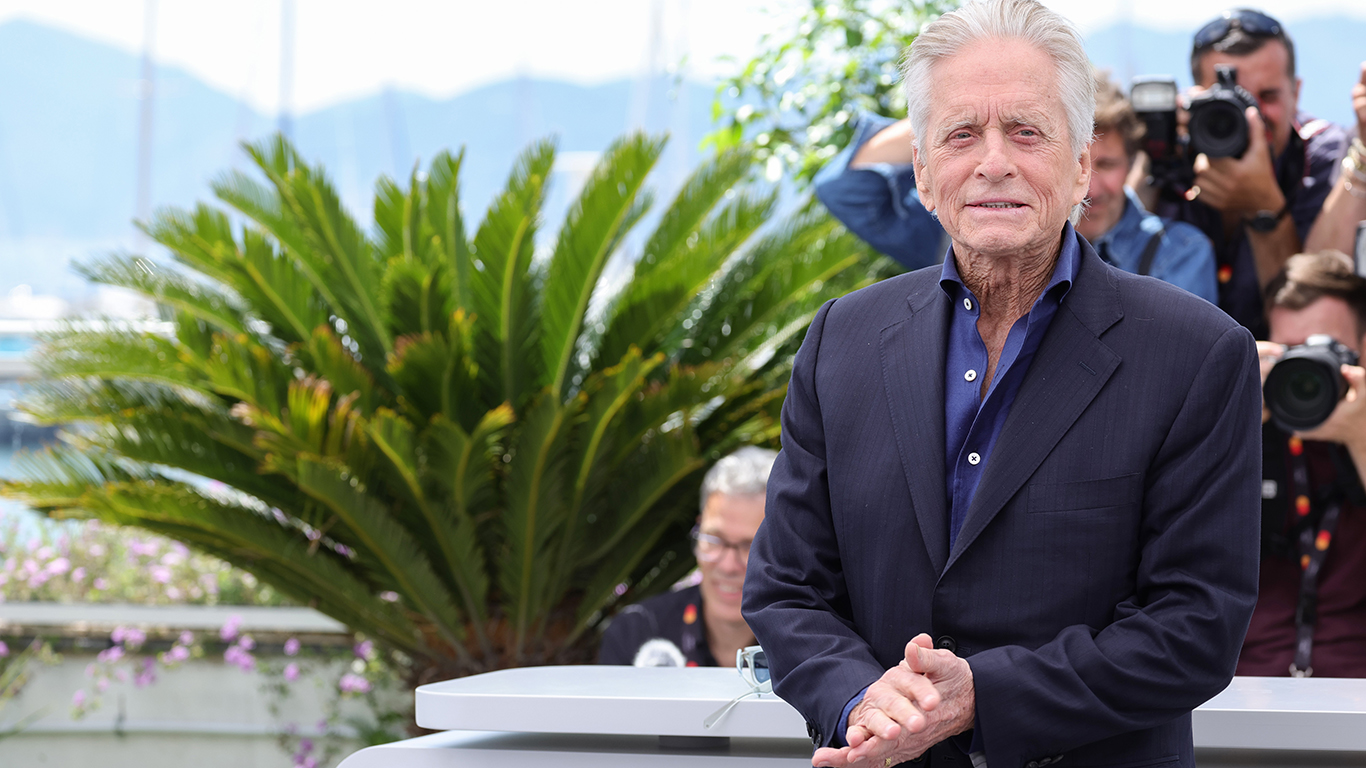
<box><xmin>743</xmin><ymin>233</ymin><xmax>1262</xmax><ymax>768</ymax></box>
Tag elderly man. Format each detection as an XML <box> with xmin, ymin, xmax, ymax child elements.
<box><xmin>816</xmin><ymin>71</ymin><xmax>1217</xmax><ymax>304</ymax></box>
<box><xmin>599</xmin><ymin>446</ymin><xmax>776</xmax><ymax>667</ymax></box>
<box><xmin>743</xmin><ymin>2</ymin><xmax>1262</xmax><ymax>767</ymax></box>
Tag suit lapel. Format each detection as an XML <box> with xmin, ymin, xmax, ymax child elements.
<box><xmin>879</xmin><ymin>274</ymin><xmax>951</xmax><ymax>574</ymax></box>
<box><xmin>945</xmin><ymin>239</ymin><xmax>1125</xmax><ymax>570</ymax></box>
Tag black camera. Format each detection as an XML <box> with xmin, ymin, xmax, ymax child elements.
<box><xmin>1187</xmin><ymin>65</ymin><xmax>1259</xmax><ymax>159</ymax></box>
<box><xmin>1131</xmin><ymin>65</ymin><xmax>1262</xmax><ymax>201</ymax></box>
<box><xmin>1264</xmin><ymin>335</ymin><xmax>1360</xmax><ymax>432</ymax></box>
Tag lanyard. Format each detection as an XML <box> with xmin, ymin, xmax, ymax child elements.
<box><xmin>1286</xmin><ymin>435</ymin><xmax>1343</xmax><ymax>677</ymax></box>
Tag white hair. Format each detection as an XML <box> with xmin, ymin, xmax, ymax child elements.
<box><xmin>901</xmin><ymin>0</ymin><xmax>1095</xmax><ymax>224</ymax></box>
<box><xmin>699</xmin><ymin>446</ymin><xmax>778</xmax><ymax>514</ymax></box>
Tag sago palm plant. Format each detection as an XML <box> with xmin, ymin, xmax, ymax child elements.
<box><xmin>1</xmin><ymin>133</ymin><xmax>885</xmax><ymax>682</ymax></box>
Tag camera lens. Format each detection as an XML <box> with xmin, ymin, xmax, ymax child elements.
<box><xmin>1265</xmin><ymin>357</ymin><xmax>1343</xmax><ymax>431</ymax></box>
<box><xmin>1189</xmin><ymin>100</ymin><xmax>1249</xmax><ymax>158</ymax></box>
<box><xmin>1205</xmin><ymin>109</ymin><xmax>1239</xmax><ymax>141</ymax></box>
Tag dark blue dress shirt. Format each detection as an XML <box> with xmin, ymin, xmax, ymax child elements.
<box><xmin>940</xmin><ymin>226</ymin><xmax>1080</xmax><ymax>548</ymax></box>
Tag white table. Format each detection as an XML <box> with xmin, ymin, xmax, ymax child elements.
<box><xmin>338</xmin><ymin>668</ymin><xmax>1366</xmax><ymax>767</ymax></box>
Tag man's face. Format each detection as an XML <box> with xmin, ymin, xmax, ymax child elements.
<box><xmin>1269</xmin><ymin>296</ymin><xmax>1363</xmax><ymax>354</ymax></box>
<box><xmin>1075</xmin><ymin>130</ymin><xmax>1130</xmax><ymax>241</ymax></box>
<box><xmin>1196</xmin><ymin>40</ymin><xmax>1300</xmax><ymax>157</ymax></box>
<box><xmin>697</xmin><ymin>492</ymin><xmax>766</xmax><ymax>627</ymax></box>
<box><xmin>913</xmin><ymin>38</ymin><xmax>1091</xmax><ymax>260</ymax></box>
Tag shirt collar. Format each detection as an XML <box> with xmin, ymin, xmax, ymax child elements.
<box><xmin>939</xmin><ymin>222</ymin><xmax>1081</xmax><ymax>305</ymax></box>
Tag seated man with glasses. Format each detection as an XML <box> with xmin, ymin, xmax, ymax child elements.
<box><xmin>599</xmin><ymin>446</ymin><xmax>777</xmax><ymax>667</ymax></box>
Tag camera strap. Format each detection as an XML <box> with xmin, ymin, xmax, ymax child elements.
<box><xmin>1275</xmin><ymin>127</ymin><xmax>1307</xmax><ymax>212</ymax></box>
<box><xmin>1286</xmin><ymin>435</ymin><xmax>1343</xmax><ymax>677</ymax></box>
<box><xmin>1136</xmin><ymin>227</ymin><xmax>1165</xmax><ymax>277</ymax></box>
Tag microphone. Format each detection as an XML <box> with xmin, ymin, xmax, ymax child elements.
<box><xmin>633</xmin><ymin>638</ymin><xmax>687</xmax><ymax>667</ymax></box>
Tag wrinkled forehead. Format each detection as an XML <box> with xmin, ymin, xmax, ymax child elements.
<box><xmin>921</xmin><ymin>42</ymin><xmax>1067</xmax><ymax>133</ymax></box>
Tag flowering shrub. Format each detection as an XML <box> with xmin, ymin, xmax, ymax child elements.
<box><xmin>0</xmin><ymin>518</ymin><xmax>285</xmax><ymax>606</ymax></box>
<box><xmin>66</xmin><ymin>616</ymin><xmax>406</xmax><ymax>767</ymax></box>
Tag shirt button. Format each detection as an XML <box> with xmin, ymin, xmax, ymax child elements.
<box><xmin>963</xmin><ymin>297</ymin><xmax>974</xmax><ymax>311</ymax></box>
<box><xmin>967</xmin><ymin>452</ymin><xmax>981</xmax><ymax>465</ymax></box>
<box><xmin>964</xmin><ymin>369</ymin><xmax>977</xmax><ymax>382</ymax></box>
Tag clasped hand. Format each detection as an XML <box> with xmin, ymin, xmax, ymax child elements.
<box><xmin>813</xmin><ymin>634</ymin><xmax>976</xmax><ymax>768</ymax></box>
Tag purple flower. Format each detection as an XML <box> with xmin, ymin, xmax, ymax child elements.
<box><xmin>0</xmin><ymin>640</ymin><xmax>8</xmax><ymax>657</ymax></box>
<box><xmin>97</xmin><ymin>646</ymin><xmax>125</xmax><ymax>664</ymax></box>
<box><xmin>284</xmin><ymin>662</ymin><xmax>300</xmax><ymax>682</ymax></box>
<box><xmin>224</xmin><ymin>644</ymin><xmax>255</xmax><ymax>672</ymax></box>
<box><xmin>150</xmin><ymin>565</ymin><xmax>172</xmax><ymax>584</ymax></box>
<box><xmin>96</xmin><ymin>677</ymin><xmax>110</xmax><ymax>693</ymax></box>
<box><xmin>46</xmin><ymin>557</ymin><xmax>71</xmax><ymax>575</ymax></box>
<box><xmin>338</xmin><ymin>673</ymin><xmax>371</xmax><ymax>694</ymax></box>
<box><xmin>283</xmin><ymin>638</ymin><xmax>301</xmax><ymax>657</ymax></box>
<box><xmin>220</xmin><ymin>615</ymin><xmax>243</xmax><ymax>641</ymax></box>
<box><xmin>72</xmin><ymin>689</ymin><xmax>86</xmax><ymax>707</ymax></box>
<box><xmin>238</xmin><ymin>634</ymin><xmax>256</xmax><ymax>651</ymax></box>
<box><xmin>71</xmin><ymin>566</ymin><xmax>86</xmax><ymax>582</ymax></box>
<box><xmin>111</xmin><ymin>626</ymin><xmax>147</xmax><ymax>648</ymax></box>
<box><xmin>353</xmin><ymin>640</ymin><xmax>374</xmax><ymax>660</ymax></box>
<box><xmin>134</xmin><ymin>658</ymin><xmax>156</xmax><ymax>688</ymax></box>
<box><xmin>87</xmin><ymin>543</ymin><xmax>106</xmax><ymax>558</ymax></box>
<box><xmin>93</xmin><ymin>577</ymin><xmax>110</xmax><ymax>590</ymax></box>
<box><xmin>179</xmin><ymin>631</ymin><xmax>194</xmax><ymax>646</ymax></box>
<box><xmin>163</xmin><ymin>645</ymin><xmax>190</xmax><ymax>663</ymax></box>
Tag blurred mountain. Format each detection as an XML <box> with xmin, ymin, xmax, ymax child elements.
<box><xmin>1</xmin><ymin>15</ymin><xmax>1363</xmax><ymax>299</ymax></box>
<box><xmin>0</xmin><ymin>18</ymin><xmax>712</xmax><ymax>298</ymax></box>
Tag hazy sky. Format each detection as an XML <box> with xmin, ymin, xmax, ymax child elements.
<box><xmin>1</xmin><ymin>0</ymin><xmax>1363</xmax><ymax>115</ymax></box>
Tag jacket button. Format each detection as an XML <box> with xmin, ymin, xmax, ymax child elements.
<box><xmin>935</xmin><ymin>635</ymin><xmax>957</xmax><ymax>653</ymax></box>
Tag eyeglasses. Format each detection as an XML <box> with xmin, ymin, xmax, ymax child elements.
<box><xmin>703</xmin><ymin>646</ymin><xmax>772</xmax><ymax>729</ymax></box>
<box><xmin>1192</xmin><ymin>9</ymin><xmax>1283</xmax><ymax>52</ymax></box>
<box><xmin>691</xmin><ymin>526</ymin><xmax>752</xmax><ymax>565</ymax></box>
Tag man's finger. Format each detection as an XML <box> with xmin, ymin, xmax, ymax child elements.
<box><xmin>812</xmin><ymin>745</ymin><xmax>854</xmax><ymax>768</ymax></box>
<box><xmin>1244</xmin><ymin>107</ymin><xmax>1268</xmax><ymax>150</ymax></box>
<box><xmin>856</xmin><ymin>704</ymin><xmax>904</xmax><ymax>742</ymax></box>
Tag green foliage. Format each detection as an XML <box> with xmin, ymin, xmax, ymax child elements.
<box><xmin>706</xmin><ymin>0</ymin><xmax>959</xmax><ymax>184</ymax></box>
<box><xmin>0</xmin><ymin>132</ymin><xmax>882</xmax><ymax>679</ymax></box>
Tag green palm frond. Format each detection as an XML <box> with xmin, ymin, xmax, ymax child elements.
<box><xmin>541</xmin><ymin>133</ymin><xmax>666</xmax><ymax>397</ymax></box>
<box><xmin>470</xmin><ymin>139</ymin><xmax>556</xmax><ymax>410</ymax></box>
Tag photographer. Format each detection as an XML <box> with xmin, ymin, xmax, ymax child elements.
<box><xmin>814</xmin><ymin>70</ymin><xmax>1217</xmax><ymax>302</ymax></box>
<box><xmin>1241</xmin><ymin>250</ymin><xmax>1366</xmax><ymax>677</ymax></box>
<box><xmin>1146</xmin><ymin>9</ymin><xmax>1350</xmax><ymax>338</ymax></box>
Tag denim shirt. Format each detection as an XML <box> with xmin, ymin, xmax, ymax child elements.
<box><xmin>813</xmin><ymin>113</ymin><xmax>948</xmax><ymax>270</ymax></box>
<box><xmin>1092</xmin><ymin>188</ymin><xmax>1218</xmax><ymax>304</ymax></box>
<box><xmin>816</xmin><ymin>113</ymin><xmax>1219</xmax><ymax>305</ymax></box>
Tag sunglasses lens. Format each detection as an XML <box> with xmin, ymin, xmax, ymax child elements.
<box><xmin>753</xmin><ymin>651</ymin><xmax>770</xmax><ymax>683</ymax></box>
<box><xmin>1194</xmin><ymin>10</ymin><xmax>1281</xmax><ymax>50</ymax></box>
